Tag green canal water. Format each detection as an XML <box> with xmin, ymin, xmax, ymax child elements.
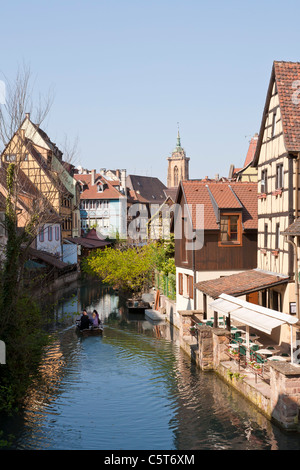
<box><xmin>2</xmin><ymin>279</ymin><xmax>300</xmax><ymax>450</ymax></box>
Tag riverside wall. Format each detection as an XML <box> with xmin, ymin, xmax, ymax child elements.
<box><xmin>160</xmin><ymin>298</ymin><xmax>300</xmax><ymax>432</ymax></box>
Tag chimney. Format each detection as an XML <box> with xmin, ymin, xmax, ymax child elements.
<box><xmin>91</xmin><ymin>169</ymin><xmax>96</xmax><ymax>185</ymax></box>
<box><xmin>25</xmin><ymin>112</ymin><xmax>30</xmax><ymax>120</ymax></box>
<box><xmin>215</xmin><ymin>174</ymin><xmax>219</xmax><ymax>181</ymax></box>
<box><xmin>120</xmin><ymin>169</ymin><xmax>126</xmax><ymax>194</ymax></box>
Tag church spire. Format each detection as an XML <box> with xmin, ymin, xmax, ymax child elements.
<box><xmin>176</xmin><ymin>123</ymin><xmax>181</xmax><ymax>148</ymax></box>
<box><xmin>176</xmin><ymin>122</ymin><xmax>182</xmax><ymax>149</ymax></box>
<box><xmin>174</xmin><ymin>123</ymin><xmax>183</xmax><ymax>152</ymax></box>
<box><xmin>167</xmin><ymin>124</ymin><xmax>190</xmax><ymax>188</ymax></box>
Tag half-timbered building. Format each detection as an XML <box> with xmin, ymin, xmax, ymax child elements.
<box><xmin>252</xmin><ymin>61</ymin><xmax>300</xmax><ymax>317</ymax></box>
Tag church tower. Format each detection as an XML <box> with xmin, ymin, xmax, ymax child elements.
<box><xmin>167</xmin><ymin>129</ymin><xmax>190</xmax><ymax>188</ymax></box>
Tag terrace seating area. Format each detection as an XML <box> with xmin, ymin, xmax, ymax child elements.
<box><xmin>191</xmin><ymin>315</ymin><xmax>292</xmax><ymax>384</ymax></box>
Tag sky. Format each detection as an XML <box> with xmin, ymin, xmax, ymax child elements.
<box><xmin>2</xmin><ymin>0</ymin><xmax>300</xmax><ymax>185</ymax></box>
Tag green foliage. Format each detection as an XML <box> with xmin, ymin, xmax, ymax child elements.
<box><xmin>152</xmin><ymin>235</ymin><xmax>175</xmax><ymax>277</ymax></box>
<box><xmin>0</xmin><ymin>294</ymin><xmax>49</xmax><ymax>412</ymax></box>
<box><xmin>82</xmin><ymin>243</ymin><xmax>157</xmax><ymax>293</ymax></box>
<box><xmin>82</xmin><ymin>237</ymin><xmax>176</xmax><ymax>298</ymax></box>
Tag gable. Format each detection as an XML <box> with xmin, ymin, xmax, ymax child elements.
<box><xmin>253</xmin><ymin>61</ymin><xmax>300</xmax><ymax>167</ymax></box>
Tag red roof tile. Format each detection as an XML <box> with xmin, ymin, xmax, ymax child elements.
<box><xmin>195</xmin><ymin>269</ymin><xmax>289</xmax><ymax>299</ymax></box>
<box><xmin>254</xmin><ymin>61</ymin><xmax>300</xmax><ymax>165</ymax></box>
<box><xmin>181</xmin><ymin>181</ymin><xmax>257</xmax><ymax>230</ymax></box>
<box><xmin>274</xmin><ymin>61</ymin><xmax>300</xmax><ymax>152</ymax></box>
<box><xmin>244</xmin><ymin>134</ymin><xmax>258</xmax><ymax>167</ymax></box>
<box><xmin>74</xmin><ymin>173</ymin><xmax>124</xmax><ymax>200</ymax></box>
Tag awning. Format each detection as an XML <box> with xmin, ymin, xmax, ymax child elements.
<box><xmin>209</xmin><ymin>293</ymin><xmax>298</xmax><ymax>335</ymax></box>
<box><xmin>195</xmin><ymin>269</ymin><xmax>290</xmax><ymax>299</ymax></box>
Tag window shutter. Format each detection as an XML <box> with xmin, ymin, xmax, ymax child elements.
<box><xmin>178</xmin><ymin>273</ymin><xmax>183</xmax><ymax>295</ymax></box>
<box><xmin>189</xmin><ymin>275</ymin><xmax>194</xmax><ymax>300</ymax></box>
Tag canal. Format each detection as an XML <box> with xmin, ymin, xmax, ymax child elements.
<box><xmin>2</xmin><ymin>278</ymin><xmax>300</xmax><ymax>450</ymax></box>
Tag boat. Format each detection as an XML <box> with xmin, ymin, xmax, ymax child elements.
<box><xmin>77</xmin><ymin>326</ymin><xmax>103</xmax><ymax>336</ymax></box>
<box><xmin>75</xmin><ymin>319</ymin><xmax>103</xmax><ymax>336</ymax></box>
<box><xmin>145</xmin><ymin>308</ymin><xmax>166</xmax><ymax>322</ymax></box>
<box><xmin>126</xmin><ymin>299</ymin><xmax>150</xmax><ymax>313</ymax></box>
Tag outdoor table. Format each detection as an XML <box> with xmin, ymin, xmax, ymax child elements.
<box><xmin>265</xmin><ymin>346</ymin><xmax>280</xmax><ymax>355</ymax></box>
<box><xmin>267</xmin><ymin>355</ymin><xmax>290</xmax><ymax>362</ymax></box>
<box><xmin>235</xmin><ymin>329</ymin><xmax>245</xmax><ymax>335</ymax></box>
<box><xmin>256</xmin><ymin>349</ymin><xmax>274</xmax><ymax>357</ymax></box>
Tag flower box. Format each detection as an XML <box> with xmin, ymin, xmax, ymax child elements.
<box><xmin>272</xmin><ymin>188</ymin><xmax>283</xmax><ymax>197</ymax></box>
<box><xmin>248</xmin><ymin>361</ymin><xmax>262</xmax><ymax>374</ymax></box>
<box><xmin>227</xmin><ymin>348</ymin><xmax>239</xmax><ymax>360</ymax></box>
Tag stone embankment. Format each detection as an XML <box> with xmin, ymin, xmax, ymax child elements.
<box><xmin>159</xmin><ymin>294</ymin><xmax>300</xmax><ymax>433</ymax></box>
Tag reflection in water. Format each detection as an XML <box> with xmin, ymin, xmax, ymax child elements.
<box><xmin>2</xmin><ymin>279</ymin><xmax>300</xmax><ymax>450</ymax></box>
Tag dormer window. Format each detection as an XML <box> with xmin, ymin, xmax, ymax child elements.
<box><xmin>97</xmin><ymin>183</ymin><xmax>103</xmax><ymax>192</ymax></box>
<box><xmin>219</xmin><ymin>213</ymin><xmax>242</xmax><ymax>246</ymax></box>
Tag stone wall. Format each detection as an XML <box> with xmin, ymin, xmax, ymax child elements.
<box><xmin>270</xmin><ymin>362</ymin><xmax>300</xmax><ymax>431</ymax></box>
<box><xmin>175</xmin><ymin>310</ymin><xmax>300</xmax><ymax>432</ymax></box>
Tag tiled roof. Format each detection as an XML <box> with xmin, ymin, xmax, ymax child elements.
<box><xmin>275</xmin><ymin>61</ymin><xmax>300</xmax><ymax>152</ymax></box>
<box><xmin>126</xmin><ymin>175</ymin><xmax>167</xmax><ymax>204</ymax></box>
<box><xmin>195</xmin><ymin>269</ymin><xmax>289</xmax><ymax>299</ymax></box>
<box><xmin>74</xmin><ymin>173</ymin><xmax>124</xmax><ymax>200</ymax></box>
<box><xmin>27</xmin><ymin>247</ymin><xmax>70</xmax><ymax>269</ymax></box>
<box><xmin>244</xmin><ymin>134</ymin><xmax>258</xmax><ymax>167</ymax></box>
<box><xmin>180</xmin><ymin>180</ymin><xmax>257</xmax><ymax>230</ymax></box>
<box><xmin>66</xmin><ymin>236</ymin><xmax>111</xmax><ymax>249</ymax></box>
<box><xmin>254</xmin><ymin>61</ymin><xmax>300</xmax><ymax>165</ymax></box>
<box><xmin>282</xmin><ymin>217</ymin><xmax>300</xmax><ymax>236</ymax></box>
<box><xmin>163</xmin><ymin>187</ymin><xmax>178</xmax><ymax>202</ymax></box>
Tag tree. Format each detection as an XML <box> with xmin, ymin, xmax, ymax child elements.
<box><xmin>82</xmin><ymin>243</ymin><xmax>159</xmax><ymax>294</ymax></box>
<box><xmin>0</xmin><ymin>65</ymin><xmax>79</xmax><ymax>316</ymax></box>
<box><xmin>0</xmin><ymin>65</ymin><xmax>77</xmax><ymax>411</ymax></box>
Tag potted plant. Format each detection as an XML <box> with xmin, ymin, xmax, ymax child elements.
<box><xmin>189</xmin><ymin>326</ymin><xmax>197</xmax><ymax>336</ymax></box>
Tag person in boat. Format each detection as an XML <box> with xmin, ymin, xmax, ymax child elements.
<box><xmin>79</xmin><ymin>309</ymin><xmax>92</xmax><ymax>330</ymax></box>
<box><xmin>92</xmin><ymin>310</ymin><xmax>101</xmax><ymax>328</ymax></box>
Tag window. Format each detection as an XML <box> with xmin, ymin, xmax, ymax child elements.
<box><xmin>275</xmin><ymin>223</ymin><xmax>280</xmax><ymax>250</ymax></box>
<box><xmin>55</xmin><ymin>226</ymin><xmax>60</xmax><ymax>241</ymax></box>
<box><xmin>264</xmin><ymin>223</ymin><xmax>268</xmax><ymax>248</ymax></box>
<box><xmin>97</xmin><ymin>184</ymin><xmax>103</xmax><ymax>192</ymax></box>
<box><xmin>261</xmin><ymin>169</ymin><xmax>267</xmax><ymax>193</ymax></box>
<box><xmin>6</xmin><ymin>154</ymin><xmax>16</xmax><ymax>162</ymax></box>
<box><xmin>276</xmin><ymin>163</ymin><xmax>283</xmax><ymax>189</ymax></box>
<box><xmin>272</xmin><ymin>110</ymin><xmax>277</xmax><ymax>137</ymax></box>
<box><xmin>219</xmin><ymin>213</ymin><xmax>242</xmax><ymax>245</ymax></box>
<box><xmin>48</xmin><ymin>226</ymin><xmax>52</xmax><ymax>241</ymax></box>
<box><xmin>39</xmin><ymin>226</ymin><xmax>44</xmax><ymax>242</ymax></box>
<box><xmin>181</xmin><ymin>216</ymin><xmax>187</xmax><ymax>260</ymax></box>
<box><xmin>174</xmin><ymin>166</ymin><xmax>179</xmax><ymax>187</ymax></box>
